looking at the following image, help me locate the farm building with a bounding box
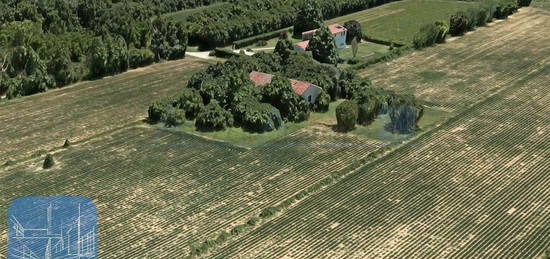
[249,71,322,104]
[294,24,348,53]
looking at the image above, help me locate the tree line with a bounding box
[0,0,189,99]
[184,0,400,48]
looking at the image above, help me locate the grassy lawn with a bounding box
[328,0,480,45]
[338,41,389,59]
[174,98,451,147]
[176,100,344,148]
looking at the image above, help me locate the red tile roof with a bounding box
[302,24,347,36]
[249,71,319,96]
[249,71,273,86]
[289,79,312,95]
[294,40,309,51]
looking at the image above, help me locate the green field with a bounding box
[360,8,550,112]
[533,0,550,10]
[328,0,480,45]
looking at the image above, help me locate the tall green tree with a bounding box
[274,38,294,62]
[293,0,323,38]
[307,25,338,66]
[261,75,310,122]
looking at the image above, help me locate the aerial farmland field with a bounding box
[360,7,550,112]
[211,34,550,259]
[1,0,549,258]
[328,0,480,44]
[203,7,550,258]
[0,58,211,163]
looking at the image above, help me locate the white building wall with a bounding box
[334,31,347,49]
[301,85,322,104]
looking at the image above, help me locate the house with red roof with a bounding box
[293,24,348,53]
[249,71,323,104]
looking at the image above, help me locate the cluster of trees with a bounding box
[185,0,401,48]
[149,52,331,132]
[0,0,188,99]
[334,71,423,133]
[449,0,519,36]
[148,37,420,134]
[151,40,384,132]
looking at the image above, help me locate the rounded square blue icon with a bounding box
[7,196,98,259]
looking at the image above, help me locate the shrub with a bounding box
[246,216,260,226]
[347,57,362,65]
[476,7,490,27]
[465,8,479,31]
[129,48,155,68]
[434,21,449,43]
[43,154,55,169]
[62,139,71,148]
[336,100,358,132]
[449,12,469,36]
[313,90,330,112]
[195,100,234,131]
[175,88,203,120]
[343,20,362,44]
[255,40,267,47]
[260,207,279,218]
[161,107,186,127]
[148,98,172,123]
[216,231,231,243]
[230,224,247,236]
[413,23,439,49]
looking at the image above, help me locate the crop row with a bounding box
[211,57,550,258]
[0,58,211,163]
[359,8,550,112]
[0,122,388,257]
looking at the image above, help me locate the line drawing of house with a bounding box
[8,198,97,259]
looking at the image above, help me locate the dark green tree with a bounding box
[307,25,338,66]
[449,12,469,36]
[261,76,310,122]
[175,88,204,120]
[43,154,55,169]
[336,100,358,132]
[313,90,330,112]
[343,20,363,44]
[293,0,323,38]
[162,106,186,127]
[195,100,234,131]
[274,38,294,62]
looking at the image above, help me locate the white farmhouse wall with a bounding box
[334,31,347,49]
[294,45,306,53]
[301,85,322,104]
